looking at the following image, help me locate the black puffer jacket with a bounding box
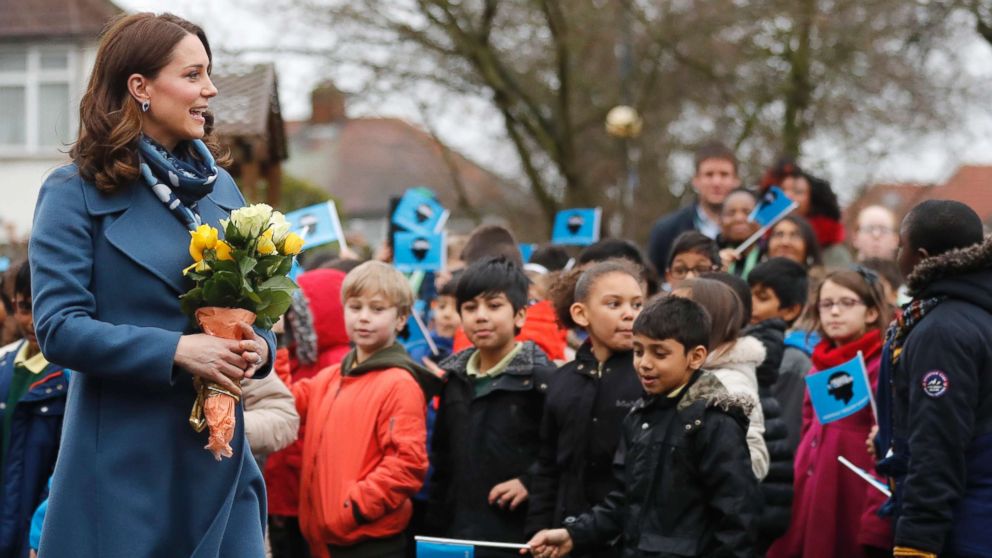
[566,370,758,558]
[743,319,794,548]
[526,343,642,556]
[427,341,555,547]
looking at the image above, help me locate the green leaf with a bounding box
[239,256,258,277]
[259,275,298,293]
[212,259,239,275]
[273,256,294,278]
[179,287,204,317]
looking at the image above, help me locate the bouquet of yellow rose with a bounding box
[180,203,303,460]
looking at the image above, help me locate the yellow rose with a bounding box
[189,224,218,261]
[257,228,277,256]
[281,232,304,255]
[214,240,234,261]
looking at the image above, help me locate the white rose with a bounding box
[269,211,291,244]
[230,203,273,238]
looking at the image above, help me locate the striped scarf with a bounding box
[885,296,945,366]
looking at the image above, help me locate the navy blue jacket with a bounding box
[646,205,697,274]
[890,236,992,556]
[0,344,68,558]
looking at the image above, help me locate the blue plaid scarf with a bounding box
[137,136,218,231]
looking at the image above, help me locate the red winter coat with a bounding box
[767,331,892,558]
[452,299,566,360]
[265,269,350,517]
[294,348,428,558]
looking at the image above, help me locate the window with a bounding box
[0,45,77,154]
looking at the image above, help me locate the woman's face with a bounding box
[720,191,759,243]
[817,279,878,345]
[768,221,808,265]
[782,175,811,216]
[138,33,217,151]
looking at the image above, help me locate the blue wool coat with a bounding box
[29,164,275,558]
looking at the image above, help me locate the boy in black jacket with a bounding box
[428,258,555,552]
[525,296,757,558]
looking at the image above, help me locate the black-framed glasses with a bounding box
[669,264,720,280]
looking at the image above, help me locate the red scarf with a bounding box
[808,215,845,248]
[811,329,883,370]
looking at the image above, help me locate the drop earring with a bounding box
[141,99,151,112]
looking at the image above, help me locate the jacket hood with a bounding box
[908,235,992,313]
[297,269,350,351]
[677,369,755,416]
[704,336,766,374]
[342,343,442,397]
[742,319,786,387]
[441,340,553,377]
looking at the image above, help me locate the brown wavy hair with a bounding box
[71,13,230,193]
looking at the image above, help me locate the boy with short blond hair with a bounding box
[293,261,438,558]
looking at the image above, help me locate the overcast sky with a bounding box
[118,0,992,204]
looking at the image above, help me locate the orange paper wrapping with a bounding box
[194,307,256,461]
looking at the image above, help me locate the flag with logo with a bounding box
[284,200,348,251]
[394,231,446,273]
[805,352,875,424]
[398,307,439,362]
[393,188,450,235]
[519,243,537,264]
[733,186,799,255]
[552,208,601,246]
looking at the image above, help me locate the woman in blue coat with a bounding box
[28,13,275,558]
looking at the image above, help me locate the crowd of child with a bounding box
[1,140,990,558]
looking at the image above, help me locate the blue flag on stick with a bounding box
[398,307,439,362]
[552,208,601,246]
[416,541,474,558]
[750,186,797,227]
[805,352,875,424]
[284,200,348,251]
[394,231,447,273]
[393,188,449,235]
[519,243,536,263]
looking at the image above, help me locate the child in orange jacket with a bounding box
[291,261,440,558]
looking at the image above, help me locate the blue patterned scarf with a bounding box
[138,136,218,231]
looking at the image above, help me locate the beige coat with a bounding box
[705,335,770,480]
[242,371,299,459]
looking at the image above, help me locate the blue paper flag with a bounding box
[0,257,9,273]
[519,243,536,263]
[399,306,438,362]
[394,231,447,273]
[552,208,601,246]
[805,353,872,424]
[416,541,474,558]
[284,201,347,251]
[393,188,450,235]
[750,186,798,228]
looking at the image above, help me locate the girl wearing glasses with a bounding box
[768,269,893,558]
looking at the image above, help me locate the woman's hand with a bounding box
[522,529,573,558]
[174,334,250,395]
[237,322,269,379]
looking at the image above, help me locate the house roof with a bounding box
[285,116,540,230]
[0,0,121,40]
[210,63,287,161]
[923,165,992,223]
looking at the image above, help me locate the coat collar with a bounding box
[82,171,244,295]
[907,234,992,297]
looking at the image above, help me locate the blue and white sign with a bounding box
[393,188,450,235]
[750,186,798,228]
[398,308,439,361]
[805,352,873,424]
[552,208,601,246]
[394,231,446,273]
[284,200,348,251]
[415,536,529,558]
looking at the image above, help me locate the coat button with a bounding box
[540,383,548,390]
[577,364,584,371]
[592,417,598,423]
[57,384,64,391]
[40,406,49,413]
[642,423,649,430]
[694,419,701,426]
[0,403,6,410]
[685,424,692,430]
[45,388,53,394]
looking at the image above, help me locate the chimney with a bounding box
[310,82,347,124]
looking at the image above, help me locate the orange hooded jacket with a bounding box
[291,344,430,557]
